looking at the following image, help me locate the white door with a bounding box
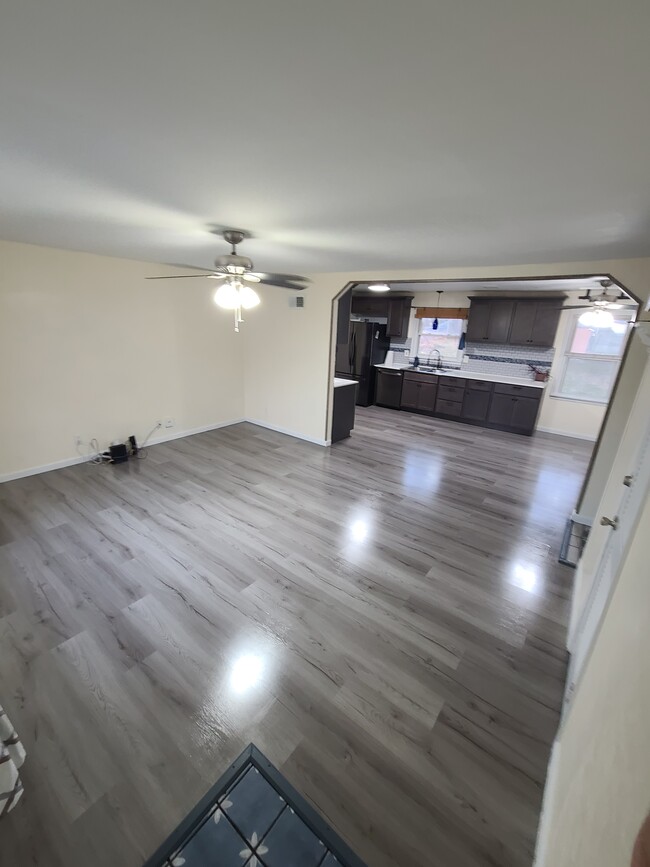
[565,414,650,708]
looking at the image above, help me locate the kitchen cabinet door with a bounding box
[487,393,540,432]
[400,377,421,409]
[509,301,561,347]
[487,393,515,427]
[417,381,438,412]
[466,299,514,343]
[386,297,413,338]
[530,302,561,346]
[509,302,537,345]
[487,300,515,343]
[351,295,387,317]
[466,301,491,341]
[462,388,492,421]
[510,396,541,430]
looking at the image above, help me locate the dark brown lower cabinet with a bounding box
[383,370,542,435]
[435,397,463,417]
[400,373,438,414]
[462,388,492,422]
[487,388,541,434]
[332,383,358,442]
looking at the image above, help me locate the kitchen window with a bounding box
[416,318,464,361]
[552,313,631,403]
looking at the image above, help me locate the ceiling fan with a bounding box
[555,280,635,328]
[147,229,309,331]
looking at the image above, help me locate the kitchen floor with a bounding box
[0,407,592,867]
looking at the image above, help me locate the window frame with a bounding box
[415,316,466,362]
[551,311,631,405]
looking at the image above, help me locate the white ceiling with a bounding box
[2,1,650,274]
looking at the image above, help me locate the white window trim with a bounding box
[551,311,631,405]
[415,317,466,362]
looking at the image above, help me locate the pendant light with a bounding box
[432,290,443,330]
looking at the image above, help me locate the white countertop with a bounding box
[333,377,358,388]
[374,364,547,389]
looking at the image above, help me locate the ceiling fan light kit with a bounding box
[578,308,615,328]
[147,229,309,331]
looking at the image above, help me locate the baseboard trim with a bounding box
[146,418,246,447]
[532,738,562,866]
[536,426,598,442]
[0,418,246,483]
[0,454,90,483]
[244,418,330,446]
[0,417,329,483]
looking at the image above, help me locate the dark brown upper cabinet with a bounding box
[466,298,562,348]
[350,294,413,338]
[509,300,561,347]
[386,296,413,338]
[465,299,514,344]
[350,294,386,317]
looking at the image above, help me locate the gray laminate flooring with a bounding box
[0,408,592,867]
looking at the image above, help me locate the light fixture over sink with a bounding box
[369,283,391,293]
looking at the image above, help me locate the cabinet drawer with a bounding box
[403,371,436,383]
[437,375,465,388]
[435,398,463,417]
[438,384,466,401]
[465,379,493,392]
[493,382,541,399]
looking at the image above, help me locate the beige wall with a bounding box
[242,278,335,443]
[0,240,245,478]
[536,466,650,866]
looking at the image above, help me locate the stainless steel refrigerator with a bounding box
[335,322,390,406]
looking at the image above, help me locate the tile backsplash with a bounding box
[463,342,554,379]
[391,342,554,381]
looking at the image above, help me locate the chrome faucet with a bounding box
[429,349,442,370]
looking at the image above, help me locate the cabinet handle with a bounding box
[599,515,619,530]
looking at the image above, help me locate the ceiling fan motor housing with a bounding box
[214,253,254,271]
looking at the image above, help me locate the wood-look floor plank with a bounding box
[0,407,591,866]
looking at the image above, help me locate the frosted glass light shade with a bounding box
[239,285,261,309]
[213,282,240,309]
[579,309,615,328]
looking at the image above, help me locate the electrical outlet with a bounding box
[74,435,83,446]
[164,418,174,428]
